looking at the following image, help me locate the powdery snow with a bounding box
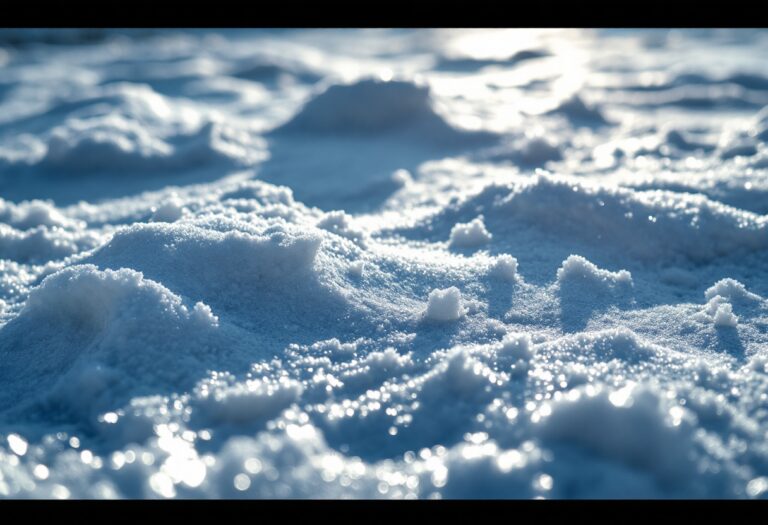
[0,29,767,500]
[425,287,465,321]
[556,255,633,288]
[448,217,492,249]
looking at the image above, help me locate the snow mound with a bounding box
[547,94,610,126]
[425,287,464,321]
[481,135,563,167]
[704,278,762,303]
[712,301,739,327]
[89,221,324,293]
[538,383,697,483]
[273,79,496,145]
[0,264,221,417]
[557,255,633,288]
[316,210,368,248]
[498,332,533,360]
[547,328,664,364]
[150,195,186,223]
[489,254,518,280]
[696,293,740,328]
[0,199,80,230]
[0,223,99,263]
[42,115,173,171]
[420,176,768,263]
[192,374,303,426]
[693,278,764,328]
[81,219,388,354]
[448,217,492,249]
[40,117,266,173]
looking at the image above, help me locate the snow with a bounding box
[425,287,464,321]
[557,255,633,288]
[705,278,761,302]
[547,94,610,126]
[712,302,739,328]
[489,254,518,281]
[274,79,494,146]
[448,217,492,249]
[498,332,533,361]
[0,28,768,499]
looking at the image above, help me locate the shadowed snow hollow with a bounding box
[260,79,498,212]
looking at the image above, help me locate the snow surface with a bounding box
[425,287,465,321]
[448,217,492,249]
[1,28,768,499]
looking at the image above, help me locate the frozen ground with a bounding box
[1,28,768,499]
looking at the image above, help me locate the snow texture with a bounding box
[0,29,768,500]
[425,287,465,321]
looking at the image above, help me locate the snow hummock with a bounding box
[705,278,762,303]
[425,287,465,321]
[547,94,610,126]
[489,254,518,280]
[498,332,533,361]
[151,195,186,222]
[538,383,696,483]
[193,375,303,426]
[448,217,492,249]
[557,255,633,288]
[1,29,768,500]
[712,301,739,328]
[273,79,496,146]
[691,278,762,328]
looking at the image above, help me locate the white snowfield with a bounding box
[0,28,768,499]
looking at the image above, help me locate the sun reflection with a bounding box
[233,473,251,491]
[7,434,27,456]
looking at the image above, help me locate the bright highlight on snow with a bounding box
[425,287,465,321]
[0,28,767,499]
